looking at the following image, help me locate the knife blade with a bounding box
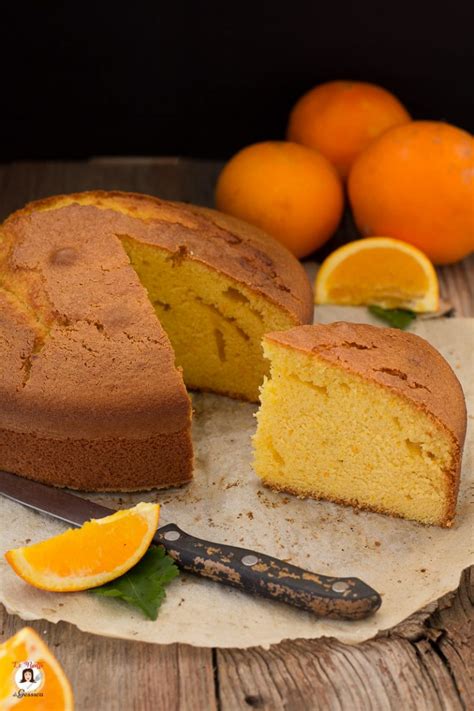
[0,470,381,620]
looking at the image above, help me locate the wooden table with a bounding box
[1,159,472,710]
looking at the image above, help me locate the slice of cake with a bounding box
[253,322,466,526]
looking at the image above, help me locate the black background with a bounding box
[2,2,473,162]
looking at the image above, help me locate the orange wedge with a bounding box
[5,502,159,592]
[315,237,439,312]
[0,626,74,710]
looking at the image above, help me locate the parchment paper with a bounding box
[1,312,473,648]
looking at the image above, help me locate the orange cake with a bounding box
[0,191,312,491]
[253,322,466,526]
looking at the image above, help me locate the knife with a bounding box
[0,470,381,620]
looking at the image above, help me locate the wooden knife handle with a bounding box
[155,523,381,620]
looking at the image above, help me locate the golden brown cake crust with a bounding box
[264,322,467,525]
[0,206,192,441]
[0,426,194,491]
[265,322,466,445]
[10,191,313,324]
[0,190,312,491]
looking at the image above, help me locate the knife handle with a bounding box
[155,523,381,620]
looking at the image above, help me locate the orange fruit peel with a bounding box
[0,626,74,710]
[287,80,411,178]
[315,237,439,313]
[5,502,160,592]
[348,121,474,265]
[215,140,344,258]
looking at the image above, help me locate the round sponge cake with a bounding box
[0,191,313,491]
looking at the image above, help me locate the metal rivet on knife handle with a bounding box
[163,530,181,541]
[241,554,259,567]
[332,581,350,593]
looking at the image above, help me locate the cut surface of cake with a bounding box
[253,322,466,526]
[0,191,312,491]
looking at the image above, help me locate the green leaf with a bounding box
[92,545,179,620]
[368,305,417,330]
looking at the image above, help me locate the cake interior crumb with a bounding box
[253,339,455,526]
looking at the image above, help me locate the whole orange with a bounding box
[348,121,474,265]
[287,80,411,178]
[215,141,344,258]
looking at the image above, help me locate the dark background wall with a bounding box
[2,2,473,162]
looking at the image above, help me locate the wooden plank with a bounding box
[0,159,221,220]
[438,255,474,317]
[0,607,217,711]
[217,569,473,710]
[0,160,472,711]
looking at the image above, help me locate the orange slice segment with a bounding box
[315,237,439,312]
[5,502,160,592]
[0,626,74,710]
